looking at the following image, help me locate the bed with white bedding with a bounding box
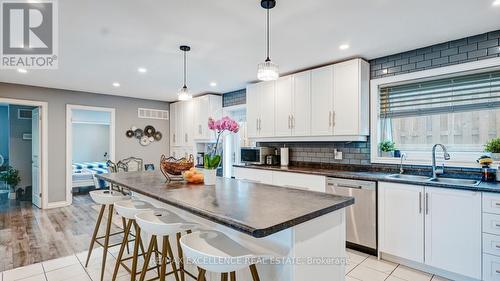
[72,162,109,191]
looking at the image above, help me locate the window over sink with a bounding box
[371,58,500,167]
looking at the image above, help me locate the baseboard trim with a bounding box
[46,200,71,209]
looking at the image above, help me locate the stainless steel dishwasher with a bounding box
[326,177,377,254]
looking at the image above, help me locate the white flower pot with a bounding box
[202,169,217,185]
[491,153,500,161]
[380,151,394,158]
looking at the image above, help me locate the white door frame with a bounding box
[0,98,49,209]
[66,104,116,205]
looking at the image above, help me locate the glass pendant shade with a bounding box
[257,59,279,81]
[177,85,192,101]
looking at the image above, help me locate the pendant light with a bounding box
[257,0,279,81]
[178,45,192,101]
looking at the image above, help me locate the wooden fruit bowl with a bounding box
[160,154,194,181]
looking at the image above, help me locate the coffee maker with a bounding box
[196,152,205,167]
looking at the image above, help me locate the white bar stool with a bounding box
[112,199,158,281]
[180,230,266,281]
[85,190,130,281]
[135,209,198,281]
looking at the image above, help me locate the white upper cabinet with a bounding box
[311,65,334,136]
[180,100,194,146]
[333,59,370,136]
[275,76,293,136]
[424,187,481,279]
[169,102,179,146]
[193,95,222,141]
[246,81,275,138]
[245,58,369,141]
[292,71,312,136]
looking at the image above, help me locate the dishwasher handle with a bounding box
[327,178,376,190]
[328,183,364,189]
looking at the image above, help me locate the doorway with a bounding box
[0,98,48,209]
[66,105,115,205]
[222,104,248,178]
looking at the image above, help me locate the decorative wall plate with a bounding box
[140,136,150,146]
[144,125,156,137]
[134,129,144,139]
[126,130,134,138]
[154,131,162,141]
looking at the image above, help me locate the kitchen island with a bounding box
[97,171,354,281]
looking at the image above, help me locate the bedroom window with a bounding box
[375,69,500,165]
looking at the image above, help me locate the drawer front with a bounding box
[233,167,273,185]
[272,171,326,193]
[484,233,500,257]
[484,253,500,281]
[484,193,500,215]
[484,213,500,236]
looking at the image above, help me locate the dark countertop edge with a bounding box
[234,165,500,193]
[96,174,355,238]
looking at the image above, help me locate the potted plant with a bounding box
[485,137,500,161]
[203,116,239,185]
[0,166,21,200]
[379,140,396,158]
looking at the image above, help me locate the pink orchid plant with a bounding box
[205,116,239,169]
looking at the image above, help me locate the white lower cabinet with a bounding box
[378,182,481,280]
[484,253,500,281]
[484,193,500,281]
[378,182,424,263]
[233,167,325,192]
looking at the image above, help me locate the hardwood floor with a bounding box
[0,194,122,272]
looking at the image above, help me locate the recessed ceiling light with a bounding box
[339,44,350,50]
[493,0,500,6]
[137,67,147,73]
[112,82,120,87]
[17,68,27,73]
[210,82,217,87]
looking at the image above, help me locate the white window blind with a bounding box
[380,70,500,118]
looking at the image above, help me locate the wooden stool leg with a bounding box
[196,268,206,281]
[220,273,228,281]
[230,272,236,281]
[112,219,133,281]
[176,232,185,281]
[249,265,260,281]
[100,205,115,281]
[130,220,142,281]
[139,235,157,281]
[84,205,105,267]
[122,217,130,254]
[160,236,167,281]
[165,236,181,281]
[153,238,161,277]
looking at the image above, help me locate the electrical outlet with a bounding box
[334,149,343,160]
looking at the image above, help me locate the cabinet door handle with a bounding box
[259,118,262,131]
[496,270,500,274]
[288,115,291,129]
[329,111,332,127]
[291,115,295,128]
[419,192,422,214]
[256,118,259,131]
[425,193,429,215]
[332,111,336,128]
[495,202,500,206]
[185,133,188,142]
[198,124,202,134]
[495,224,500,228]
[173,134,176,142]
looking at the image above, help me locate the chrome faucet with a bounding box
[431,144,451,179]
[399,153,407,174]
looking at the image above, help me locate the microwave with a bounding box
[240,147,275,165]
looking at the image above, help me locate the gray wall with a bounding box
[72,123,110,163]
[0,82,170,203]
[370,29,500,79]
[9,105,34,189]
[0,106,8,166]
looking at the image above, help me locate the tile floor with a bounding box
[0,246,451,281]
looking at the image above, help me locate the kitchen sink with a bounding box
[385,174,431,181]
[386,173,481,187]
[428,177,480,186]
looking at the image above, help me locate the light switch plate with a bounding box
[334,149,343,160]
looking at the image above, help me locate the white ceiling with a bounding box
[1,0,500,102]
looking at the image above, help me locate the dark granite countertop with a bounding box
[96,171,354,238]
[234,164,500,193]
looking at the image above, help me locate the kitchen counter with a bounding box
[234,164,500,193]
[97,171,354,238]
[97,171,352,281]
